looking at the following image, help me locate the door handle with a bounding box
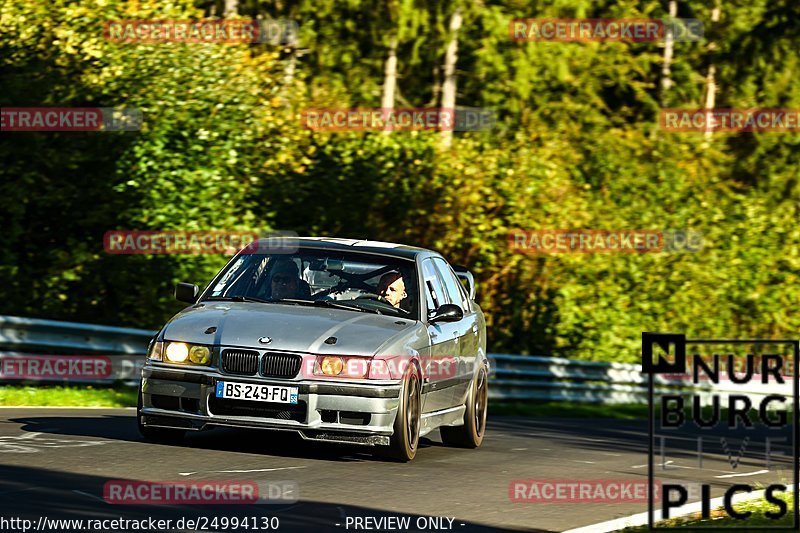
[472,324,478,334]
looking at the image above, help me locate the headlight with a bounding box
[165,342,189,362]
[148,341,164,361]
[314,355,369,378]
[189,345,211,365]
[163,342,212,366]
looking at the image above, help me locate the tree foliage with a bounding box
[1,0,798,362]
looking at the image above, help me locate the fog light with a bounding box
[189,345,211,365]
[165,342,189,363]
[320,356,344,376]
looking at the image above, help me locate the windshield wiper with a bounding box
[204,296,271,304]
[315,299,382,314]
[205,296,387,316]
[274,298,381,314]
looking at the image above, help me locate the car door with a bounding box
[432,257,477,408]
[420,258,461,413]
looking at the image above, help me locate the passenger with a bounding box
[376,271,407,309]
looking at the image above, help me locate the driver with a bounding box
[376,271,407,309]
[269,259,303,300]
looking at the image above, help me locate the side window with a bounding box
[433,258,468,311]
[421,259,446,312]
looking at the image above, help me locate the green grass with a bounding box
[488,400,649,419]
[0,384,138,407]
[0,387,793,424]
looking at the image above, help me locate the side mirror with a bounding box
[428,303,464,324]
[175,282,199,304]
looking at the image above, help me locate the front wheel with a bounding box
[137,389,185,443]
[381,362,421,462]
[440,364,488,448]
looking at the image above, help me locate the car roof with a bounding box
[253,236,436,260]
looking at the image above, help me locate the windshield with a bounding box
[202,248,418,318]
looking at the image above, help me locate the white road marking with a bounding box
[630,461,695,470]
[572,460,595,464]
[178,466,307,476]
[715,469,770,479]
[631,460,672,469]
[72,490,107,503]
[631,460,755,475]
[0,434,106,453]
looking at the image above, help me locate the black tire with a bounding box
[137,389,185,443]
[440,364,488,448]
[381,362,421,462]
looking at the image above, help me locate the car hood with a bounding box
[162,301,419,356]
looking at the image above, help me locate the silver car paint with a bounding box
[163,302,422,357]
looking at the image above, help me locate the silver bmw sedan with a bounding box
[138,237,488,461]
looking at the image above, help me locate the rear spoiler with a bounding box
[452,265,476,300]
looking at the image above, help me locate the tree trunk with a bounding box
[224,0,239,18]
[660,0,678,100]
[440,7,462,148]
[428,65,441,107]
[381,36,399,132]
[704,1,721,140]
[284,50,297,88]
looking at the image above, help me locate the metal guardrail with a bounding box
[489,354,650,403]
[0,315,154,354]
[0,315,154,384]
[488,353,795,405]
[0,316,794,406]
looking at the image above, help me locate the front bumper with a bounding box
[140,365,402,446]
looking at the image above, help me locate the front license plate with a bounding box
[215,381,298,404]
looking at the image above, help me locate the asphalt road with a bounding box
[0,408,794,532]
